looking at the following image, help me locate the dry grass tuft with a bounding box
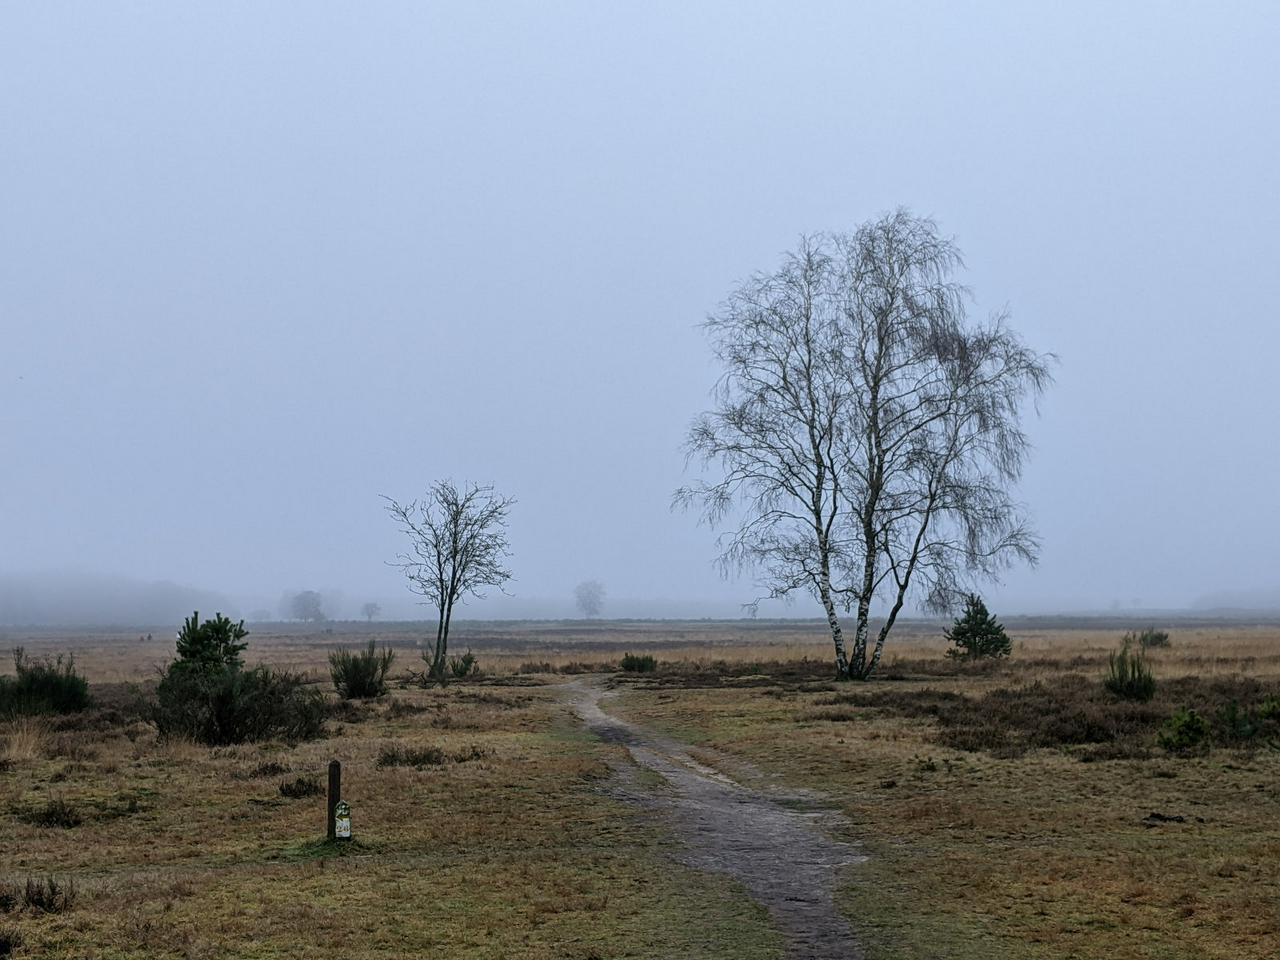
[1,717,49,763]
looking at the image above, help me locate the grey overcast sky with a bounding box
[2,1,1278,619]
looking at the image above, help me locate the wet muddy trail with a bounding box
[563,679,864,960]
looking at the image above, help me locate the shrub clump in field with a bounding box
[153,664,325,746]
[944,594,1011,660]
[0,648,90,716]
[0,924,22,957]
[448,650,479,680]
[1158,707,1210,753]
[1130,627,1171,650]
[247,760,289,779]
[620,653,657,673]
[152,613,325,746]
[278,775,323,799]
[1104,639,1156,702]
[376,743,484,768]
[329,641,395,699]
[19,798,82,829]
[21,876,76,914]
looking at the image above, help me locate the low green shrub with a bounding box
[22,876,76,914]
[19,798,81,829]
[376,743,484,768]
[1104,640,1155,702]
[0,924,22,957]
[1158,707,1210,753]
[153,662,325,746]
[620,653,657,673]
[0,648,90,717]
[448,650,479,679]
[247,760,289,779]
[1129,628,1171,650]
[377,744,447,767]
[329,641,395,699]
[278,775,323,799]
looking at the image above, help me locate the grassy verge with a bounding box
[1,682,781,959]
[609,647,1280,959]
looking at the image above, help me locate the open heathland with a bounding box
[1,617,1277,958]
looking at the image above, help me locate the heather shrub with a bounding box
[278,775,323,799]
[620,653,657,673]
[153,662,325,746]
[1129,627,1171,650]
[21,876,76,914]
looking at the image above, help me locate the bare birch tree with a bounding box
[383,481,514,683]
[677,211,1052,679]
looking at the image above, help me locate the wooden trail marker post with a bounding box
[327,760,348,841]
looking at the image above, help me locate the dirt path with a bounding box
[564,678,864,960]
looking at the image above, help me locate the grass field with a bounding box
[1,618,1277,958]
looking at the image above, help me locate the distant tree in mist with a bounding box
[384,481,514,684]
[574,580,606,618]
[361,602,381,622]
[289,590,326,623]
[677,210,1052,680]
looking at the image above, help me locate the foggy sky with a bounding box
[3,2,1278,622]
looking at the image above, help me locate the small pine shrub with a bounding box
[1214,701,1257,742]
[175,611,248,668]
[20,798,81,829]
[278,775,323,799]
[620,653,657,673]
[1158,707,1210,753]
[0,883,17,913]
[329,641,395,699]
[944,595,1012,660]
[448,650,479,679]
[0,648,90,716]
[22,876,76,913]
[153,663,325,746]
[1129,628,1170,650]
[1104,640,1156,702]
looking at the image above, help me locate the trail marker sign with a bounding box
[334,800,352,840]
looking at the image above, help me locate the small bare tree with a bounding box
[678,210,1052,679]
[384,481,514,683]
[574,579,606,618]
[360,602,381,623]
